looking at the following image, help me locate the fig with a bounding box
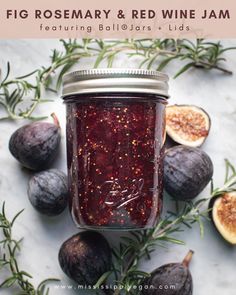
[28,169,68,216]
[209,192,236,244]
[142,250,194,295]
[164,136,177,150]
[166,105,210,147]
[58,231,112,285]
[164,146,213,200]
[9,113,61,171]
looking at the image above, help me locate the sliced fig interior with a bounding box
[211,192,236,244]
[166,105,211,147]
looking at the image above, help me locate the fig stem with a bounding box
[51,113,60,128]
[182,250,194,268]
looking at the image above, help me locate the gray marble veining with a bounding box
[0,39,236,295]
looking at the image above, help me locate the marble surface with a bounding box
[0,39,236,295]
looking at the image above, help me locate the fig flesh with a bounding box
[9,113,61,171]
[164,146,213,200]
[209,192,236,244]
[58,231,112,285]
[142,250,194,295]
[28,169,68,216]
[166,105,210,147]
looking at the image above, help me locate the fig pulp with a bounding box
[28,169,68,216]
[142,250,194,295]
[58,231,112,285]
[164,146,213,200]
[66,95,166,229]
[209,192,236,244]
[9,113,61,171]
[166,105,210,147]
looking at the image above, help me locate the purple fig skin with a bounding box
[208,196,217,220]
[164,146,213,200]
[58,231,112,285]
[166,104,211,148]
[142,251,194,295]
[208,193,236,244]
[164,136,178,150]
[9,119,61,171]
[142,264,192,295]
[28,169,68,216]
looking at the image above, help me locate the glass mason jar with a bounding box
[62,69,169,230]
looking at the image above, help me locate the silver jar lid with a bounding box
[62,69,169,98]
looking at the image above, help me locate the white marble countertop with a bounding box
[0,39,236,295]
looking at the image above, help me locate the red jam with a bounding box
[65,94,166,229]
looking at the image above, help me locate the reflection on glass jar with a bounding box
[62,69,169,230]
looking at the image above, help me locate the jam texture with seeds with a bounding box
[66,94,166,229]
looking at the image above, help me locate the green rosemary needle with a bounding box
[99,159,236,295]
[0,39,235,120]
[0,202,59,295]
[1,159,236,295]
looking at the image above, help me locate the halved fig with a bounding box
[209,192,236,244]
[166,105,211,147]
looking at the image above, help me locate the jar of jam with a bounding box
[62,69,169,230]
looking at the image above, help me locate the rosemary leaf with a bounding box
[110,159,236,295]
[0,203,59,295]
[0,39,235,120]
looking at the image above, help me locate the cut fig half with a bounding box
[166,105,211,147]
[210,192,236,244]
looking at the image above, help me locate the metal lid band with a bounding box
[62,68,169,98]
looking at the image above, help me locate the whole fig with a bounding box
[9,113,61,171]
[164,146,213,200]
[142,250,194,295]
[58,231,112,285]
[28,169,68,216]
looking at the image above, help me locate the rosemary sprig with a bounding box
[1,160,236,295]
[97,159,236,295]
[0,202,59,294]
[109,200,208,295]
[0,39,235,120]
[211,159,236,197]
